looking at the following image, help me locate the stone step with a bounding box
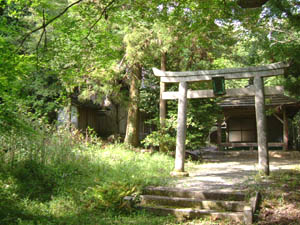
[140,195,246,211]
[138,206,247,224]
[144,187,245,201]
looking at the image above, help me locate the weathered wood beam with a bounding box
[254,76,269,176]
[174,82,188,173]
[159,69,285,83]
[217,118,223,151]
[153,62,288,79]
[273,113,284,124]
[162,86,284,100]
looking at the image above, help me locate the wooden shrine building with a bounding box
[216,94,300,151]
[153,62,290,176]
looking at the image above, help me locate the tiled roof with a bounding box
[220,95,299,107]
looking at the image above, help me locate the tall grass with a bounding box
[0,121,175,224]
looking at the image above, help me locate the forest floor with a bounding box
[169,150,300,224]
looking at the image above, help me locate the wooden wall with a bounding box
[77,105,152,139]
[226,116,282,143]
[78,107,102,135]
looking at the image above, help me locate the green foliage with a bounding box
[0,36,33,131]
[0,122,174,224]
[186,99,222,149]
[142,97,221,151]
[86,182,136,210]
[142,128,176,152]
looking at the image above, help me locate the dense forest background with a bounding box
[1,0,299,148]
[0,0,300,224]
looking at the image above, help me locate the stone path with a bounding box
[169,151,300,192]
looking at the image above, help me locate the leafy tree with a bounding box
[2,0,299,149]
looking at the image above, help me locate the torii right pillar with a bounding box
[254,76,270,176]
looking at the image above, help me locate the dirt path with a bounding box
[169,151,300,192]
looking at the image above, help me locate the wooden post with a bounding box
[254,76,269,176]
[283,106,289,151]
[159,82,167,151]
[217,118,223,151]
[160,53,167,127]
[173,81,188,175]
[160,82,166,126]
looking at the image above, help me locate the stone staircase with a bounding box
[135,186,255,224]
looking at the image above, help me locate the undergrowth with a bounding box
[242,165,300,225]
[0,122,177,225]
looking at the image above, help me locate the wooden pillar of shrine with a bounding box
[172,81,189,176]
[283,106,289,151]
[217,118,223,151]
[254,76,269,176]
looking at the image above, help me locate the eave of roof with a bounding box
[219,94,299,108]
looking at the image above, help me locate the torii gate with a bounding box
[152,62,289,176]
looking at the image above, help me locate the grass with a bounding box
[3,124,299,225]
[0,126,239,225]
[242,165,300,225]
[0,125,183,225]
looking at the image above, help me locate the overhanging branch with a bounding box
[83,0,116,40]
[18,0,84,50]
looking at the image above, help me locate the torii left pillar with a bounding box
[171,81,189,177]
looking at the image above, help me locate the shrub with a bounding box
[86,182,137,210]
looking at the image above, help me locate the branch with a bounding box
[36,9,47,52]
[36,28,45,52]
[237,0,269,8]
[118,54,126,69]
[83,0,116,40]
[43,9,48,50]
[18,0,84,50]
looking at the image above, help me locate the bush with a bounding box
[142,130,176,152]
[86,182,137,210]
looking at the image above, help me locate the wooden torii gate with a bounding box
[152,62,289,176]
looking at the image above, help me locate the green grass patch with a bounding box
[0,130,177,225]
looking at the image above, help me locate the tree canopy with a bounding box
[0,0,299,146]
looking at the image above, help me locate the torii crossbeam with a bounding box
[153,62,289,176]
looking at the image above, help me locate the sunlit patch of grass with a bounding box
[0,133,176,225]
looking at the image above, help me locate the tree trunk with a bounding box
[125,64,141,147]
[159,52,167,151]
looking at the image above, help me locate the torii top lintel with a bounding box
[152,62,289,83]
